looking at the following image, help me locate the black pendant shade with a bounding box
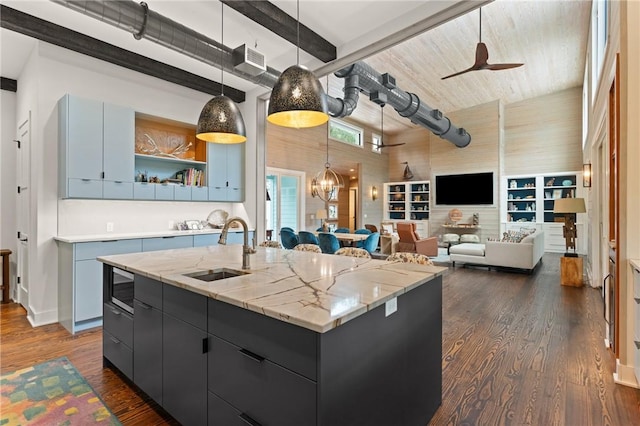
[196,95,247,144]
[267,65,329,128]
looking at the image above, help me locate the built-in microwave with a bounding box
[105,266,134,314]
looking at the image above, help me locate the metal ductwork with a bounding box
[51,0,470,147]
[333,62,470,147]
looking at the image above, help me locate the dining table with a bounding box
[316,231,369,246]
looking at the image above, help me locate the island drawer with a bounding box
[208,391,247,426]
[134,275,162,309]
[208,334,316,426]
[163,283,207,331]
[208,298,317,381]
[103,303,133,348]
[103,330,133,380]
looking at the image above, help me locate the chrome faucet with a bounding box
[219,217,256,270]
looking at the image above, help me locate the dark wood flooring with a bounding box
[1,253,639,425]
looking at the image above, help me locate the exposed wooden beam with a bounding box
[0,5,245,103]
[1,77,18,92]
[221,0,336,63]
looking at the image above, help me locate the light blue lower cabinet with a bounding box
[193,234,219,247]
[174,185,192,201]
[155,184,175,200]
[142,236,194,252]
[134,182,155,200]
[68,178,103,199]
[104,181,134,199]
[191,186,208,201]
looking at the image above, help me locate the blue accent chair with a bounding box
[354,228,372,248]
[280,229,299,249]
[318,233,341,254]
[298,231,319,245]
[361,232,380,254]
[334,227,350,233]
[281,227,295,233]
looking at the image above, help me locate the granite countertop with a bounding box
[98,245,445,333]
[54,227,251,243]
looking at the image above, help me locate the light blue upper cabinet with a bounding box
[59,94,135,199]
[207,143,245,202]
[103,103,135,199]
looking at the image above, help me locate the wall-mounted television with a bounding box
[435,172,494,205]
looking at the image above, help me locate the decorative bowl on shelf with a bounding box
[207,209,229,228]
[562,179,573,186]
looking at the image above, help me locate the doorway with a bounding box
[16,113,30,310]
[266,168,305,242]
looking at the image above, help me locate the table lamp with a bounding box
[316,209,328,232]
[553,197,585,256]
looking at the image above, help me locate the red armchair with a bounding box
[396,222,438,257]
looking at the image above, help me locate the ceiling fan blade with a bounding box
[486,63,524,70]
[474,42,489,66]
[381,143,406,148]
[441,66,477,80]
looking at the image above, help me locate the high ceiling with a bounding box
[1,0,591,136]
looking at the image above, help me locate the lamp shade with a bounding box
[553,197,586,213]
[316,209,328,220]
[196,95,247,143]
[267,65,328,128]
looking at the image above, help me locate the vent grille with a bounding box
[233,44,266,76]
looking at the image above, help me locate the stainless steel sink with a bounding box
[183,268,250,282]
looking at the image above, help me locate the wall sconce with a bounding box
[583,163,592,187]
[371,186,378,201]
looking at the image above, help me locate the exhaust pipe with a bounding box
[51,0,471,147]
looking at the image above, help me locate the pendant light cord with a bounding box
[220,2,224,95]
[296,0,300,66]
[479,8,482,43]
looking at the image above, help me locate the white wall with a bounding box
[12,41,256,326]
[0,89,17,302]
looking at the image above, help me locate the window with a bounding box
[371,133,382,153]
[329,118,363,147]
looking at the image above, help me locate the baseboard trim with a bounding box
[27,307,58,328]
[613,359,640,388]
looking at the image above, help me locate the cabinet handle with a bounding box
[202,337,209,354]
[239,348,265,363]
[110,336,120,344]
[238,413,261,426]
[110,309,121,316]
[137,301,152,310]
[81,178,91,182]
[162,236,175,239]
[114,180,122,184]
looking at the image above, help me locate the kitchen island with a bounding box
[99,244,445,425]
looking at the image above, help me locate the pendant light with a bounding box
[267,0,328,128]
[196,3,246,143]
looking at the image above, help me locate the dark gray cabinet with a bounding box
[102,302,133,380]
[133,299,162,404]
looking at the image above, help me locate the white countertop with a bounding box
[630,259,640,272]
[98,245,445,333]
[54,228,250,243]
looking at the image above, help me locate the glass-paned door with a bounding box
[266,168,305,243]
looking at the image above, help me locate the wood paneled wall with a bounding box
[504,87,583,174]
[267,119,389,231]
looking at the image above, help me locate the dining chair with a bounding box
[353,228,372,248]
[386,252,434,265]
[361,232,380,254]
[298,231,320,245]
[317,233,341,254]
[293,244,322,253]
[334,227,350,233]
[280,227,295,233]
[334,247,372,258]
[280,229,299,249]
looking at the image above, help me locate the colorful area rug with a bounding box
[0,357,121,425]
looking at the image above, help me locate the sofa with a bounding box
[449,231,544,273]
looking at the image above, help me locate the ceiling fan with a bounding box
[366,104,406,150]
[441,8,524,80]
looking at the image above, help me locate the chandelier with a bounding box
[312,113,344,201]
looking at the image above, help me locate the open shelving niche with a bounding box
[383,180,430,237]
[134,113,207,187]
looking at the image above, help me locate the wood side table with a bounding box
[561,255,583,287]
[1,249,11,303]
